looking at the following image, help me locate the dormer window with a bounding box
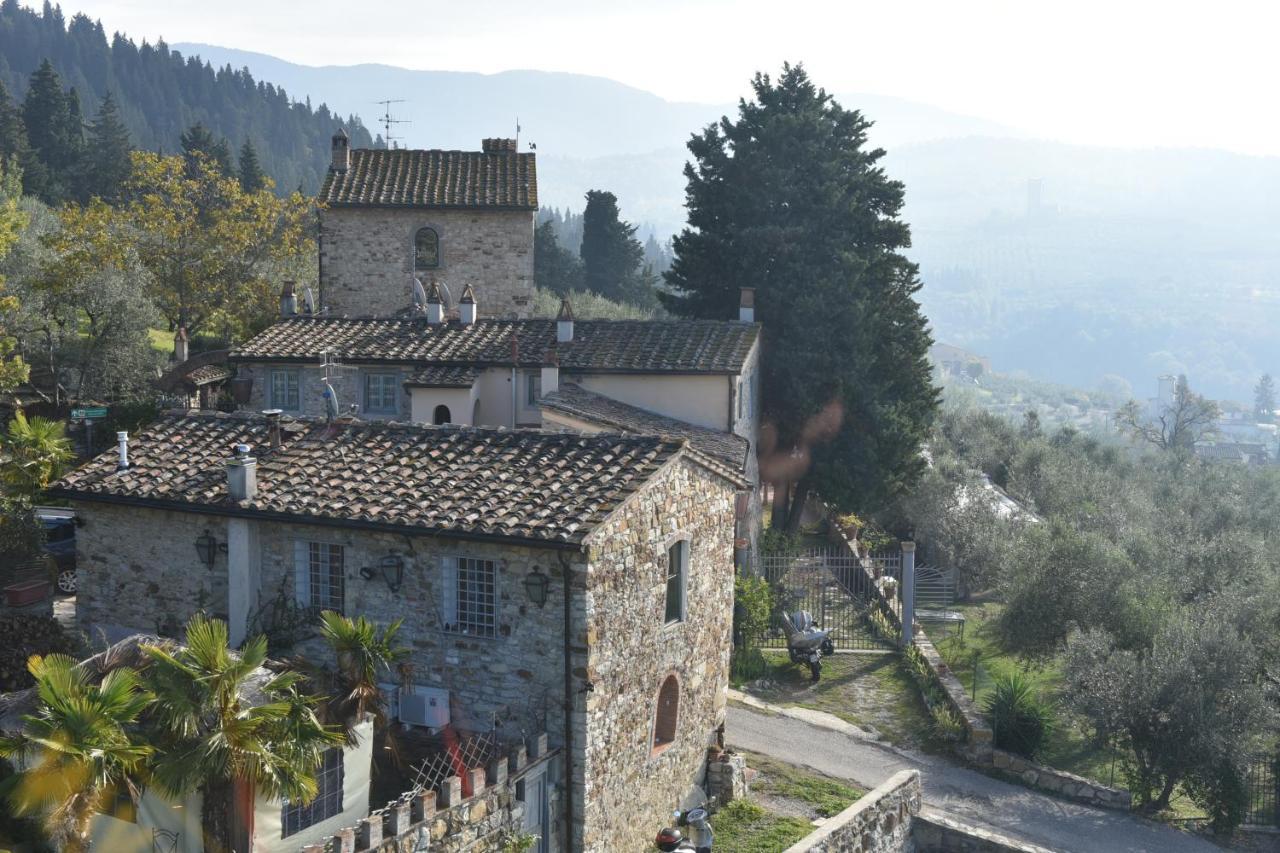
[414,227,440,270]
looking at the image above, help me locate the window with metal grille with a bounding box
[294,542,344,614]
[442,557,498,637]
[281,749,344,837]
[364,373,398,414]
[652,674,679,753]
[665,540,687,624]
[270,369,300,411]
[414,227,440,269]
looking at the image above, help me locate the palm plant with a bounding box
[0,653,152,853]
[313,610,409,745]
[0,411,73,501]
[140,614,341,850]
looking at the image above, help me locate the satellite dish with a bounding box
[303,287,317,315]
[412,277,427,311]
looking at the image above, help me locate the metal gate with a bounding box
[1243,755,1280,827]
[757,545,894,651]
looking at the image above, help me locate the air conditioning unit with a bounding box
[398,686,450,729]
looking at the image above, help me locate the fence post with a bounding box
[900,541,916,649]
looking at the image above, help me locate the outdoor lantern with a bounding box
[523,568,550,607]
[194,531,219,567]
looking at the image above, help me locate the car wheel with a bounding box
[56,569,77,595]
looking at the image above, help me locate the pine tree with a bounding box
[663,63,938,524]
[79,91,131,201]
[1254,374,1275,421]
[0,79,26,163]
[180,122,232,175]
[21,58,75,201]
[534,220,584,296]
[237,138,266,192]
[580,189,650,306]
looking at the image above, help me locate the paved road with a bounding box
[728,702,1222,853]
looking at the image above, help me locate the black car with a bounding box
[36,507,77,595]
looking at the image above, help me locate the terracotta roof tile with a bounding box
[231,318,758,375]
[541,384,749,472]
[49,412,695,546]
[405,365,480,388]
[320,149,537,209]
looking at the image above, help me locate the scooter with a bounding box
[654,806,713,852]
[781,610,835,681]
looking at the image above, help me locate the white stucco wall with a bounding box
[409,385,478,425]
[252,718,374,853]
[573,374,731,431]
[89,789,204,853]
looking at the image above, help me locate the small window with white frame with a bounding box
[664,539,688,624]
[364,372,398,414]
[281,748,344,836]
[441,556,498,637]
[270,368,300,411]
[294,541,345,614]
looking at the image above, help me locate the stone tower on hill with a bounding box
[318,132,537,319]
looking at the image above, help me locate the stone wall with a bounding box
[235,363,413,422]
[301,736,560,853]
[912,811,1055,852]
[782,770,921,853]
[320,207,534,319]
[577,457,737,852]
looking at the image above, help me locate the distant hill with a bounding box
[0,4,375,193]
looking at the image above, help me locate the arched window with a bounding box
[433,404,452,425]
[414,227,440,270]
[652,674,679,754]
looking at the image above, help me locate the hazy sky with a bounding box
[47,0,1280,156]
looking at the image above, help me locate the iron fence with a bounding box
[755,545,893,651]
[1243,755,1280,827]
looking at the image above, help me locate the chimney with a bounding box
[459,283,477,326]
[331,127,350,172]
[280,281,298,318]
[541,347,559,397]
[482,138,517,154]
[227,443,257,502]
[173,326,189,363]
[739,288,755,323]
[426,280,444,324]
[556,298,574,343]
[116,431,129,471]
[263,409,282,450]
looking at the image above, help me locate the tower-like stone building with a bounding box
[318,131,537,318]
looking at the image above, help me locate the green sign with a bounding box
[70,407,108,419]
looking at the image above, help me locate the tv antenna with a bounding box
[375,99,410,149]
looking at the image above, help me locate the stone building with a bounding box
[51,411,745,852]
[318,132,536,319]
[227,291,764,555]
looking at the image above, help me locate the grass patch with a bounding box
[709,800,813,853]
[744,750,864,817]
[737,650,937,749]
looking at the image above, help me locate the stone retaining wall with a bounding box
[782,770,921,853]
[301,735,559,853]
[913,810,1055,852]
[989,749,1130,810]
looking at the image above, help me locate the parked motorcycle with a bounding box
[780,610,835,681]
[654,807,713,852]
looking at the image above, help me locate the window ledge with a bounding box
[649,740,675,760]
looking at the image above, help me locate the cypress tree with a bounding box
[80,91,132,201]
[237,138,266,192]
[535,220,584,296]
[662,63,939,524]
[580,190,649,306]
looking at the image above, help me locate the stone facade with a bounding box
[783,770,921,853]
[236,363,414,422]
[912,812,1056,853]
[69,451,738,853]
[577,458,737,852]
[320,208,534,319]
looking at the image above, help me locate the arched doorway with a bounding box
[433,404,452,425]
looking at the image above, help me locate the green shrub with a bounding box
[983,672,1054,759]
[0,614,77,691]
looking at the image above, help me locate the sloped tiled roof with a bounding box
[320,149,537,209]
[405,365,480,388]
[541,384,749,473]
[49,412,720,547]
[231,318,758,375]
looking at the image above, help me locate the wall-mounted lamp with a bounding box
[360,554,405,593]
[194,530,226,567]
[523,568,550,608]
